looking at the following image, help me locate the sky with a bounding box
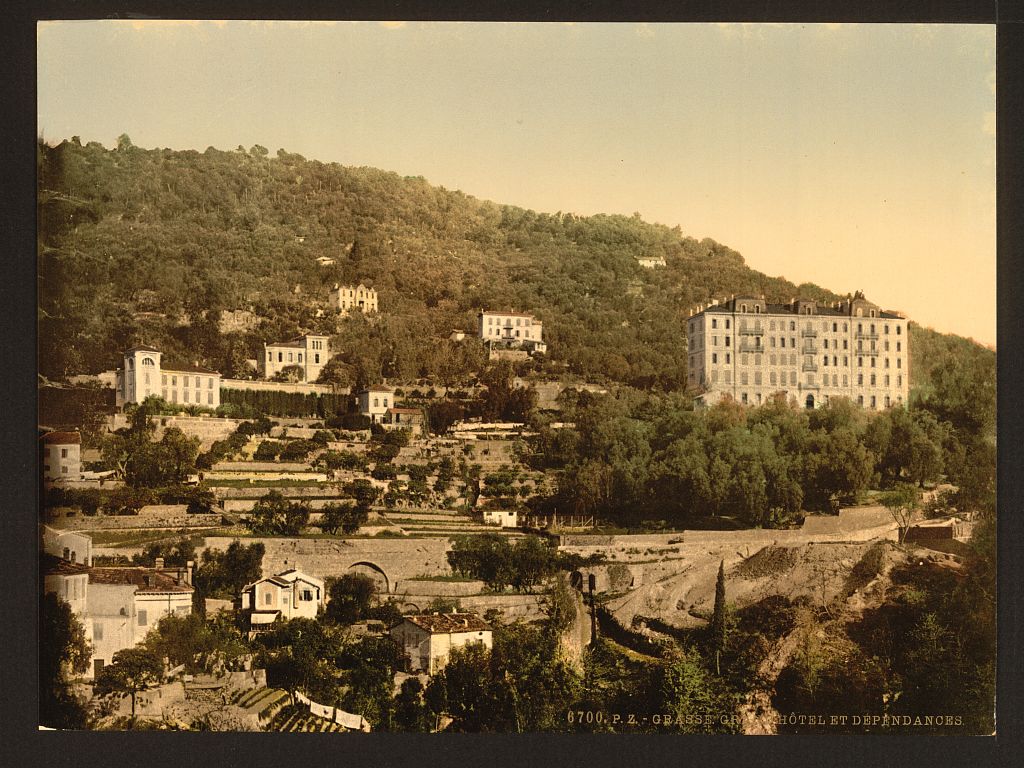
[37,21,996,346]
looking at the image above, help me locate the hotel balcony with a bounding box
[855,331,880,340]
[800,328,818,338]
[738,327,765,336]
[802,361,819,372]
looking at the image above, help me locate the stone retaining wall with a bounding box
[47,512,224,530]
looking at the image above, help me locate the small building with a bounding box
[42,554,91,623]
[637,255,667,268]
[239,568,325,631]
[331,283,379,315]
[86,561,194,679]
[478,310,546,355]
[260,334,332,383]
[905,516,975,544]
[449,330,466,342]
[315,256,336,267]
[390,613,493,674]
[358,387,395,424]
[482,508,519,528]
[115,345,222,409]
[41,431,82,483]
[42,526,93,567]
[383,407,424,435]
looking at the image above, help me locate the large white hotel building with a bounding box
[687,293,908,410]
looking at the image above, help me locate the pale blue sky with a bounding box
[38,21,996,346]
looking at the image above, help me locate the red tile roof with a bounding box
[162,364,221,376]
[41,554,90,576]
[399,613,492,634]
[41,431,81,445]
[126,344,161,353]
[89,567,193,594]
[387,408,422,415]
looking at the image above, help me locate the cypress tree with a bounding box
[711,559,727,673]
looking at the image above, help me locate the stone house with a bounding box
[260,335,332,383]
[358,387,395,423]
[389,612,493,674]
[41,431,82,483]
[238,568,325,631]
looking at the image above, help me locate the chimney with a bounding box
[186,560,194,586]
[155,557,164,570]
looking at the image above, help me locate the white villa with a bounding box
[330,283,379,315]
[115,345,222,409]
[260,335,332,382]
[358,386,395,423]
[477,310,547,354]
[41,431,82,483]
[239,568,325,630]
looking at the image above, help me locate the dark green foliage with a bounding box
[711,561,727,661]
[324,573,376,625]
[143,612,249,673]
[39,593,92,729]
[245,490,311,535]
[94,647,164,722]
[446,534,558,592]
[317,502,367,535]
[425,621,581,732]
[392,677,432,732]
[193,539,265,602]
[255,618,345,704]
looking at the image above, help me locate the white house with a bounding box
[383,407,424,435]
[86,562,194,679]
[42,526,93,566]
[40,431,82,483]
[115,345,222,409]
[330,283,379,315]
[477,311,546,354]
[239,568,325,630]
[389,613,493,674]
[482,508,519,528]
[358,387,395,423]
[260,335,332,383]
[637,256,667,268]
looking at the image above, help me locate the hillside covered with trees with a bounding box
[37,137,991,396]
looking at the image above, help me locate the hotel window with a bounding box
[790,371,797,385]
[832,374,838,386]
[871,358,876,368]
[288,353,293,362]
[822,356,828,366]
[843,339,848,350]
[871,395,877,407]
[756,393,762,403]
[790,337,796,348]
[711,370,719,383]
[755,354,762,366]
[278,352,283,362]
[741,392,748,404]
[712,319,717,329]
[741,304,748,313]
[725,337,730,347]
[885,395,891,407]
[833,356,838,366]
[726,353,731,364]
[184,390,189,403]
[171,390,177,402]
[741,372,748,385]
[885,341,890,351]
[713,336,718,346]
[884,324,890,334]
[208,378,213,388]
[806,374,815,385]
[896,341,902,351]
[770,337,776,348]
[94,623,103,641]
[298,354,303,363]
[790,354,796,366]
[208,392,213,405]
[769,354,776,365]
[858,374,864,386]
[724,371,732,384]
[712,353,717,364]
[61,448,68,458]
[61,466,68,474]
[823,339,829,349]
[769,321,775,331]
[741,354,748,366]
[822,321,828,331]
[858,358,863,367]
[870,374,876,386]
[884,375,890,386]
[770,372,776,385]
[162,374,167,385]
[896,326,902,335]
[858,395,864,406]
[897,375,903,387]
[138,610,148,627]
[832,322,838,332]
[754,372,762,385]
[315,354,320,364]
[725,319,731,329]
[843,375,848,386]
[789,321,795,331]
[162,388,167,399]
[171,376,177,386]
[383,398,388,407]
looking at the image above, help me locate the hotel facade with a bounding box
[687,293,908,410]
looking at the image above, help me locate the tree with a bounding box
[711,560,727,673]
[94,647,164,724]
[144,612,248,673]
[318,502,367,536]
[881,483,921,544]
[653,647,737,733]
[447,534,514,591]
[193,540,265,603]
[392,677,431,732]
[338,636,406,728]
[40,593,92,729]
[324,573,376,625]
[246,490,310,535]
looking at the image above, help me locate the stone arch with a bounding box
[805,394,815,410]
[348,561,391,593]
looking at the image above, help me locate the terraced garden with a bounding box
[266,704,347,733]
